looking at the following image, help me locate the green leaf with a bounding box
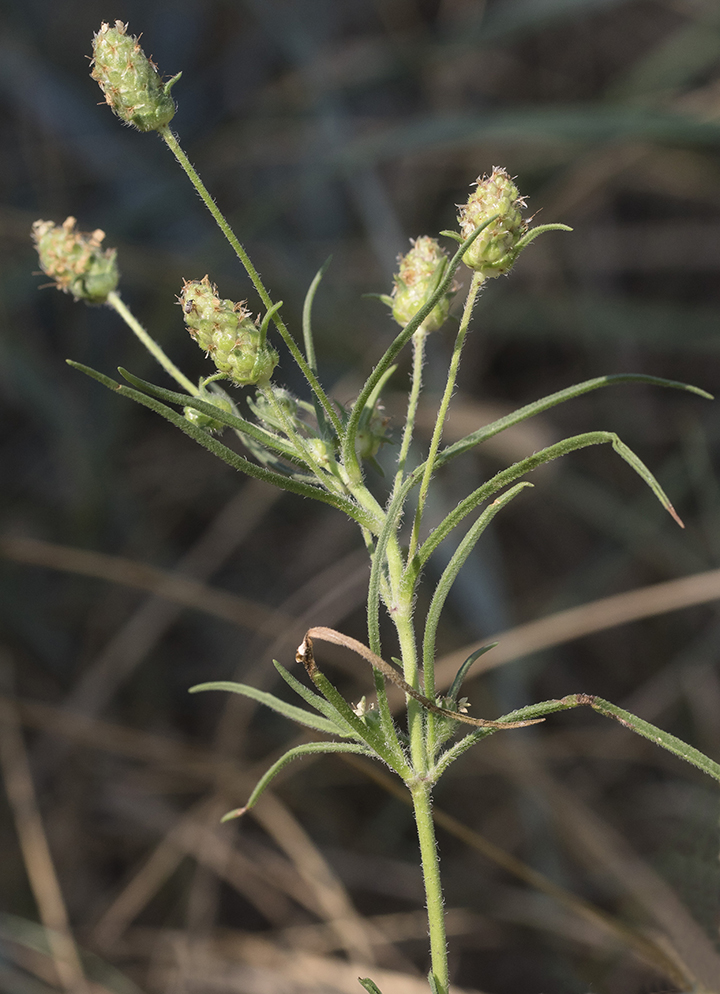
[358,978,385,994]
[586,695,720,783]
[611,436,684,527]
[433,693,720,786]
[436,373,712,469]
[68,361,378,531]
[189,680,349,737]
[418,430,684,569]
[116,366,302,463]
[273,660,358,738]
[422,483,532,698]
[225,741,375,818]
[447,643,499,703]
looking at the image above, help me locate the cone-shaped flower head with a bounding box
[457,167,528,278]
[390,236,452,334]
[32,217,119,304]
[91,21,179,132]
[180,276,278,387]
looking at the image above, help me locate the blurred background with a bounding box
[2,0,720,992]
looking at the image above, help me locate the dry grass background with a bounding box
[2,1,720,992]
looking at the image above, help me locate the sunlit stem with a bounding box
[411,784,448,994]
[393,329,427,494]
[107,291,198,396]
[407,272,485,564]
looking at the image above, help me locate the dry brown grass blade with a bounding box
[496,740,720,992]
[435,567,720,690]
[93,796,295,951]
[340,754,691,987]
[248,791,380,965]
[139,928,487,994]
[51,481,281,724]
[0,659,90,994]
[0,534,291,631]
[275,907,493,955]
[213,544,372,757]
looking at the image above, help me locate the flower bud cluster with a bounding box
[32,217,119,303]
[180,276,278,387]
[355,402,390,462]
[457,167,528,278]
[91,21,178,132]
[390,236,452,334]
[184,384,236,434]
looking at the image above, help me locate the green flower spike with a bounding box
[90,20,180,133]
[382,236,453,334]
[180,276,279,387]
[456,167,571,278]
[32,216,119,304]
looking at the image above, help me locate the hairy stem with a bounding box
[411,784,448,994]
[408,272,484,563]
[107,291,198,395]
[393,330,427,493]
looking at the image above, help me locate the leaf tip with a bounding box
[221,806,248,822]
[667,503,685,529]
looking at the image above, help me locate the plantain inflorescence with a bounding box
[31,217,119,304]
[91,20,180,132]
[388,236,453,334]
[457,166,528,277]
[179,276,279,387]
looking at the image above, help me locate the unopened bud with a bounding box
[180,276,278,387]
[32,217,119,303]
[390,236,453,334]
[91,21,179,132]
[184,384,236,435]
[355,403,390,462]
[457,167,527,277]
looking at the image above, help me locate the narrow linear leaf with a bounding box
[117,367,302,463]
[436,692,720,784]
[586,694,720,783]
[69,361,377,530]
[189,680,348,737]
[611,437,684,527]
[423,483,532,697]
[273,660,358,738]
[436,373,712,469]
[418,430,682,568]
[224,741,375,819]
[447,643,499,703]
[302,256,332,375]
[303,628,542,731]
[358,978,385,994]
[296,635,411,772]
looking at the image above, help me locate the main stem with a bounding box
[412,783,448,994]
